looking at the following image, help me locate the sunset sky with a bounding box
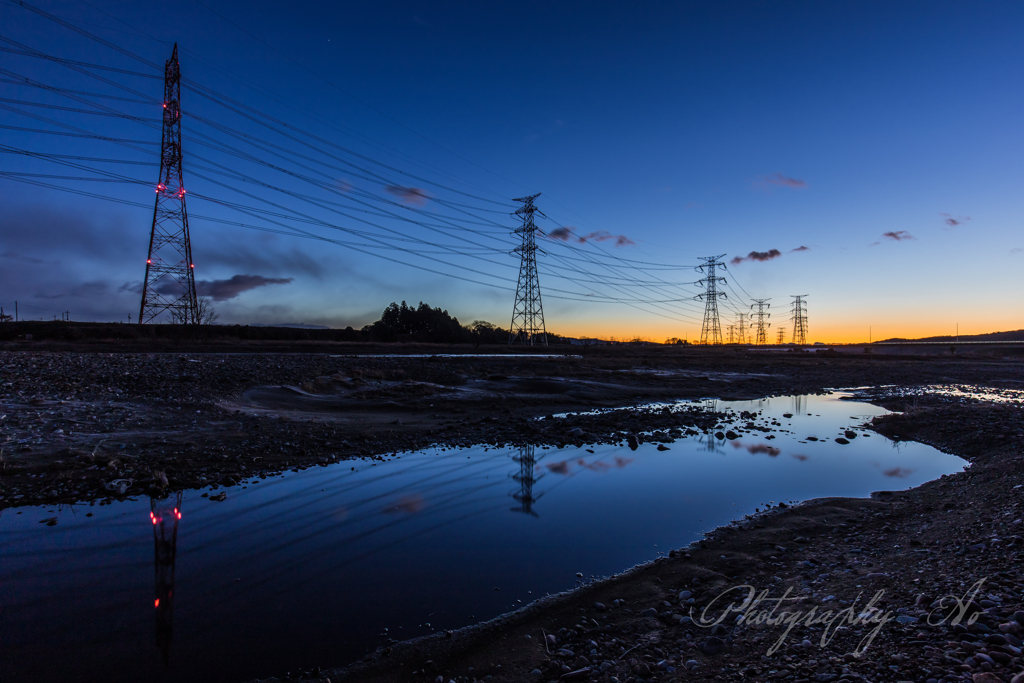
[2,1,1022,342]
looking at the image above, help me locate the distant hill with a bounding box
[877,329,1024,343]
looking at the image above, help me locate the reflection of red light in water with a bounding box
[175,510,181,519]
[155,599,160,607]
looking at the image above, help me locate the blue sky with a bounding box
[1,0,1022,341]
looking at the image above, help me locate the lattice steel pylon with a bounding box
[791,295,809,345]
[695,255,727,345]
[151,491,182,664]
[737,312,749,344]
[726,324,736,344]
[776,327,787,345]
[139,44,198,325]
[751,298,771,345]
[511,444,542,516]
[509,193,547,345]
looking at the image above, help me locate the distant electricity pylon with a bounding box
[695,255,727,345]
[791,295,809,345]
[509,193,547,345]
[751,298,771,345]
[726,324,737,344]
[511,445,541,516]
[776,327,787,345]
[139,44,198,325]
[737,312,749,344]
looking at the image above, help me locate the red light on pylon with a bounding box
[189,264,194,269]
[147,259,152,264]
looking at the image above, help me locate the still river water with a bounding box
[0,393,966,683]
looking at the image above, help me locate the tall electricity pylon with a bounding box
[139,44,198,325]
[776,327,787,345]
[509,193,547,345]
[751,298,771,345]
[511,444,542,516]
[737,313,749,344]
[695,255,727,345]
[151,491,182,664]
[791,295,809,345]
[726,324,737,344]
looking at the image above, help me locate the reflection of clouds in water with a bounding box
[384,494,424,514]
[884,467,914,478]
[732,441,781,457]
[546,461,570,475]
[545,456,633,476]
[791,454,809,462]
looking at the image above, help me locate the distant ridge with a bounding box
[878,329,1024,343]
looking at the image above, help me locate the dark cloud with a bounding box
[789,245,810,253]
[547,226,574,241]
[882,231,914,241]
[730,249,783,265]
[545,226,634,247]
[196,274,294,301]
[762,173,807,189]
[36,281,108,299]
[385,185,429,206]
[200,244,324,279]
[941,213,970,227]
[2,250,45,264]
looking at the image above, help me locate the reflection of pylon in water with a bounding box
[511,445,543,516]
[151,491,182,665]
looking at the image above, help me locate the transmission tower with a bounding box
[751,298,771,345]
[776,327,787,345]
[139,44,199,325]
[511,445,542,516]
[791,295,809,345]
[151,491,182,664]
[695,255,727,345]
[726,324,736,344]
[509,194,547,345]
[736,313,749,344]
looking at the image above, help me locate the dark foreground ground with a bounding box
[2,341,1024,683]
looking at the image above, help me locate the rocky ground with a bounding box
[3,344,1024,683]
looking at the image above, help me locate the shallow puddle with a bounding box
[0,394,966,683]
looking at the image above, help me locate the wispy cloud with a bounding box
[941,213,970,227]
[789,245,810,253]
[761,173,807,189]
[545,226,634,247]
[385,185,429,205]
[197,274,294,301]
[730,248,782,266]
[1010,247,1023,255]
[882,231,914,241]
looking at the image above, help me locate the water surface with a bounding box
[0,394,965,683]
